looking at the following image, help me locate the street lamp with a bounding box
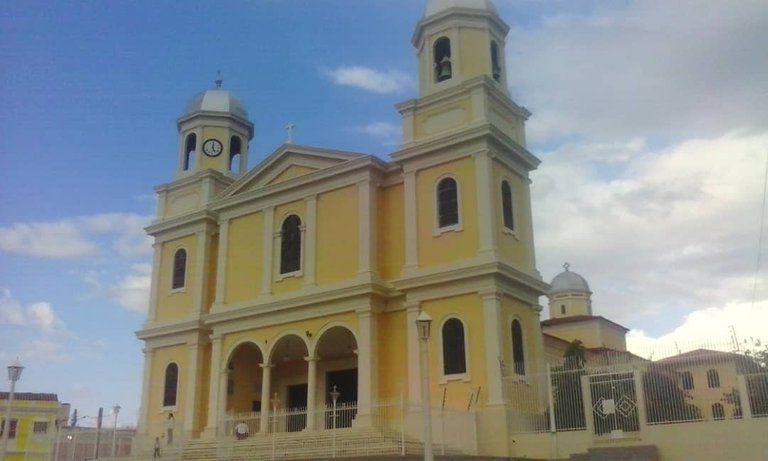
[416,311,434,461]
[329,385,340,458]
[111,405,121,458]
[0,360,24,460]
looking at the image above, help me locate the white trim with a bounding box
[403,171,419,270]
[304,196,317,286]
[437,315,471,383]
[433,174,463,236]
[214,218,230,304]
[260,207,274,296]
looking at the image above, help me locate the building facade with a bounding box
[136,0,548,455]
[0,392,69,461]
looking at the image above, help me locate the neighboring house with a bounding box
[0,392,69,461]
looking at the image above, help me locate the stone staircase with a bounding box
[569,445,659,461]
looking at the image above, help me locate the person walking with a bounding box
[153,437,161,459]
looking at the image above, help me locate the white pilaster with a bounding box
[304,195,317,286]
[214,219,230,305]
[474,152,497,258]
[523,178,537,270]
[259,363,273,433]
[356,310,378,416]
[183,343,203,436]
[147,244,162,322]
[481,292,505,405]
[305,356,318,430]
[137,349,153,435]
[260,207,274,296]
[204,335,223,435]
[357,180,376,277]
[403,171,419,272]
[406,303,422,403]
[192,230,210,315]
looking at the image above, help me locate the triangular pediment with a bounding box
[223,144,367,197]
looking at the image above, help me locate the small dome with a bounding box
[425,0,498,17]
[549,263,591,296]
[181,88,248,120]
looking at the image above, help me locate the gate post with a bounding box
[633,370,647,430]
[580,375,594,435]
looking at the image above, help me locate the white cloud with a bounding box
[112,264,151,314]
[505,0,768,144]
[0,213,152,260]
[0,289,65,334]
[323,66,413,94]
[356,121,402,142]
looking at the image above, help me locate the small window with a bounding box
[172,249,187,290]
[229,136,242,173]
[0,419,18,439]
[681,371,694,390]
[33,421,49,434]
[511,319,525,375]
[280,215,302,274]
[437,177,459,229]
[560,305,566,315]
[712,403,725,420]
[707,369,720,388]
[491,41,502,81]
[163,363,179,407]
[434,37,452,82]
[501,180,514,231]
[442,318,467,375]
[184,133,197,171]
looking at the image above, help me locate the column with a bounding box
[305,357,318,430]
[213,218,230,305]
[406,303,422,403]
[192,230,211,316]
[737,375,753,419]
[259,364,273,433]
[183,343,203,436]
[481,292,505,405]
[357,310,378,418]
[204,335,223,436]
[357,180,377,278]
[304,196,317,286]
[633,370,647,430]
[403,171,419,273]
[473,152,497,258]
[147,244,162,322]
[137,349,153,435]
[523,178,537,270]
[260,207,274,296]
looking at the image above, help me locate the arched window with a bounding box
[511,319,525,375]
[707,369,720,388]
[442,318,467,375]
[501,180,514,231]
[280,215,302,274]
[681,371,694,390]
[712,403,725,420]
[491,40,502,81]
[437,177,459,229]
[171,249,187,290]
[433,37,452,82]
[229,136,242,173]
[163,363,179,407]
[184,133,197,171]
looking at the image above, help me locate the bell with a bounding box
[492,65,502,81]
[437,57,452,82]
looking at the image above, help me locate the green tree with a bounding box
[552,340,588,430]
[642,364,701,423]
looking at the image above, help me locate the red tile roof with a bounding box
[540,314,629,332]
[0,392,59,402]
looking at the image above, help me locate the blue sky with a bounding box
[1,0,767,427]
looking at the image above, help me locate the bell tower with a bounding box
[176,75,254,179]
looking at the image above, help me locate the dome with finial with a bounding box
[180,71,249,120]
[425,0,497,17]
[549,263,591,296]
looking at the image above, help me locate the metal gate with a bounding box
[588,371,640,437]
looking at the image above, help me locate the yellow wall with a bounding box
[377,184,405,281]
[417,157,479,267]
[316,186,359,285]
[147,345,187,438]
[270,165,317,185]
[0,398,62,461]
[682,362,740,419]
[501,297,543,376]
[225,212,263,304]
[378,309,408,400]
[421,293,487,408]
[414,99,473,141]
[156,234,197,322]
[197,127,236,172]
[272,200,307,294]
[458,28,491,79]
[493,163,534,271]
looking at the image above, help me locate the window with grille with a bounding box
[172,249,187,290]
[681,371,694,390]
[712,403,725,420]
[33,421,48,434]
[437,178,459,228]
[511,319,525,375]
[280,215,302,274]
[442,318,467,375]
[501,180,514,231]
[0,419,18,438]
[707,369,720,388]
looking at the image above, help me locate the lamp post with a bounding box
[111,405,120,458]
[329,385,340,458]
[1,360,24,460]
[416,311,434,461]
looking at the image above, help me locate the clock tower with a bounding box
[175,76,254,179]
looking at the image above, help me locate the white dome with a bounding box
[425,0,497,16]
[549,264,591,296]
[181,88,248,119]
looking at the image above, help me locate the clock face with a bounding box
[202,139,223,157]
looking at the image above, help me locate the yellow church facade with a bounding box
[136,0,548,455]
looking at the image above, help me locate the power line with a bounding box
[752,149,768,308]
